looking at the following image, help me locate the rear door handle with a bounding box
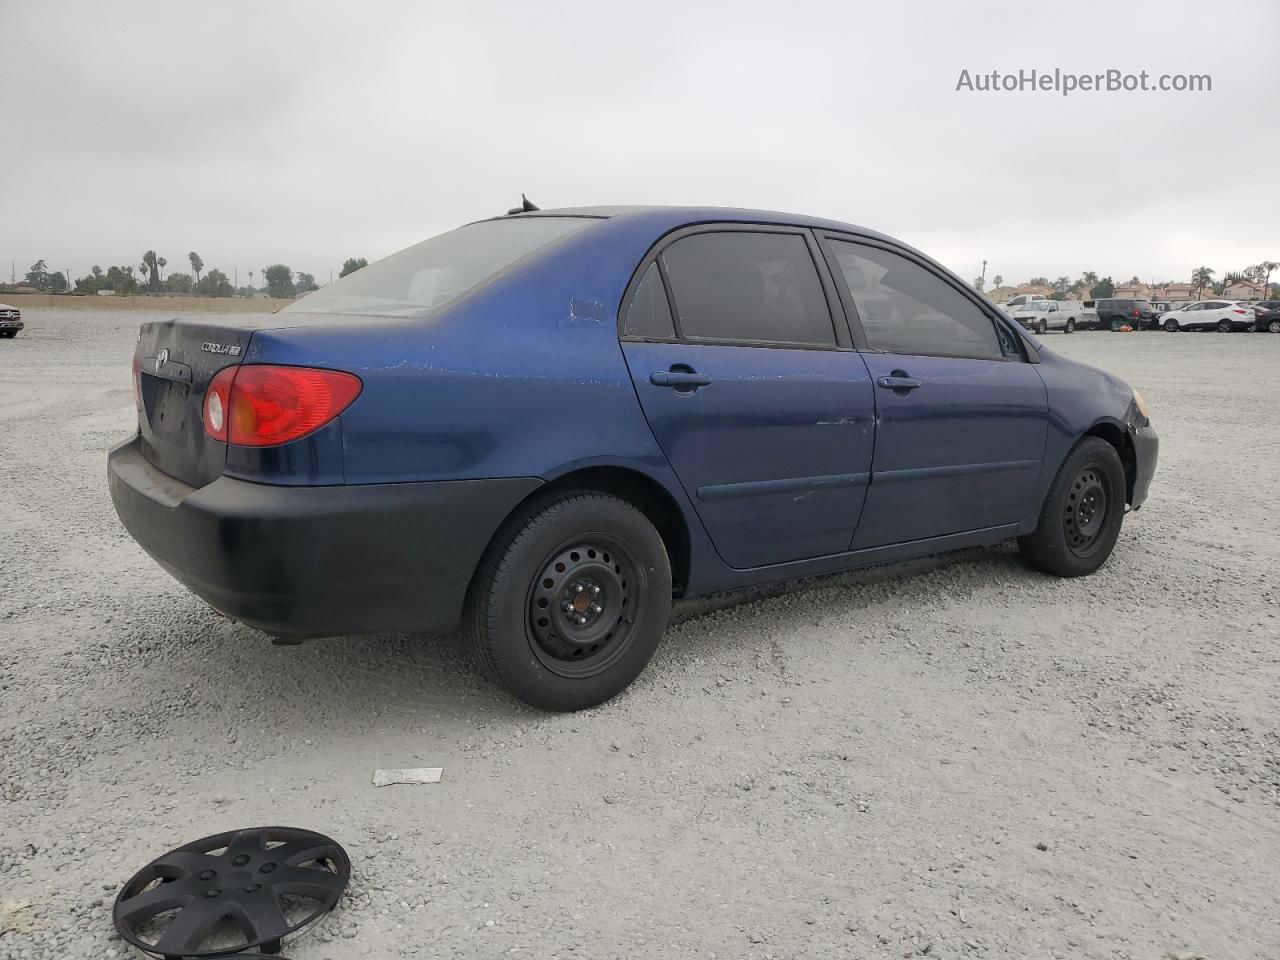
[876,375,922,391]
[650,370,712,389]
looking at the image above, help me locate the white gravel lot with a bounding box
[1,310,1278,960]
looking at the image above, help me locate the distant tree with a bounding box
[140,250,162,292]
[165,272,194,294]
[1128,275,1141,284]
[1054,275,1072,293]
[1028,276,1049,287]
[263,264,296,298]
[992,274,1004,289]
[75,265,106,294]
[157,257,167,283]
[1080,270,1098,287]
[25,259,50,290]
[295,271,318,292]
[1090,276,1115,298]
[1261,260,1279,298]
[247,270,254,293]
[106,265,140,294]
[1191,266,1215,299]
[972,276,984,291]
[188,251,204,288]
[196,268,234,298]
[339,257,368,278]
[48,271,68,294]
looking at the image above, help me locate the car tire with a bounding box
[0,331,15,339]
[1270,318,1280,334]
[1018,437,1126,578]
[467,491,672,712]
[1065,318,1075,334]
[1164,319,1179,332]
[1217,319,1232,332]
[1037,319,1048,335]
[1110,318,1123,332]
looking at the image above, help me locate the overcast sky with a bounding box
[2,0,1276,290]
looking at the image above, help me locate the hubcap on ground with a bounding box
[528,539,640,678]
[113,827,348,958]
[1063,467,1109,557]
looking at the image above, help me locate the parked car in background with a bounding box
[1008,299,1085,334]
[1093,298,1156,331]
[1159,300,1254,332]
[108,204,1158,711]
[1250,302,1280,333]
[1149,301,1172,320]
[0,303,23,338]
[1004,293,1048,310]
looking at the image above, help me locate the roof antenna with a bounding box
[507,193,540,215]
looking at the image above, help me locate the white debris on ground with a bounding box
[1,310,1277,959]
[373,768,444,787]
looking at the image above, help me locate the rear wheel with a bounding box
[1270,318,1280,334]
[1164,318,1179,332]
[1110,318,1123,332]
[1218,319,1232,332]
[468,491,671,711]
[1018,437,1126,578]
[1064,318,1076,333]
[0,331,15,339]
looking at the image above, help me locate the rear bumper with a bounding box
[1130,423,1158,509]
[108,435,542,637]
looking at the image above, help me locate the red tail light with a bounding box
[1131,307,1140,317]
[1232,308,1247,314]
[203,364,362,447]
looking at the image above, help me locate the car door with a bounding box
[820,235,1049,549]
[618,226,876,569]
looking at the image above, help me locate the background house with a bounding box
[1222,279,1263,301]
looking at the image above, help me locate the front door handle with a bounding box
[650,369,712,390]
[876,373,923,392]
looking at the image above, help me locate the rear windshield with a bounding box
[286,216,594,317]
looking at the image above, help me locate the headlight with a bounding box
[1132,388,1150,420]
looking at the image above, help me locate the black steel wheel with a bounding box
[1062,466,1109,558]
[1018,437,1125,578]
[113,827,348,959]
[469,491,672,711]
[526,537,642,679]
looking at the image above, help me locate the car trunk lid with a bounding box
[134,317,254,488]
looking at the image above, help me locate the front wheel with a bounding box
[468,491,672,711]
[1064,318,1076,333]
[1164,318,1179,332]
[1269,318,1280,334]
[1018,437,1126,578]
[1037,319,1048,335]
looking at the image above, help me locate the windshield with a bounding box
[287,216,595,317]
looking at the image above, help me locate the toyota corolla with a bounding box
[109,205,1158,711]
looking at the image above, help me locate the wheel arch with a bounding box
[1082,419,1137,505]
[473,461,695,600]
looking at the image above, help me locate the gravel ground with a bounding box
[1,310,1278,960]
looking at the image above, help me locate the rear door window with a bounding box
[623,264,676,340]
[826,239,1005,360]
[660,232,836,346]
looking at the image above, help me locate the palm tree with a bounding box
[1081,271,1098,287]
[140,250,160,292]
[1191,266,1215,299]
[1260,260,1279,299]
[188,252,203,288]
[992,274,1004,290]
[157,257,166,284]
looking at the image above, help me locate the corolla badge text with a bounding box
[201,342,242,356]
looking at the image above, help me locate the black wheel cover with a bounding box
[113,827,349,958]
[526,535,644,679]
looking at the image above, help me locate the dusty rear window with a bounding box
[286,216,594,317]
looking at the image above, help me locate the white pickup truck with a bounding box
[1002,293,1047,310]
[1007,299,1087,334]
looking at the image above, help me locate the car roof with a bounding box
[496,204,900,244]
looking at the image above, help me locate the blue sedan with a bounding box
[108,205,1158,710]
